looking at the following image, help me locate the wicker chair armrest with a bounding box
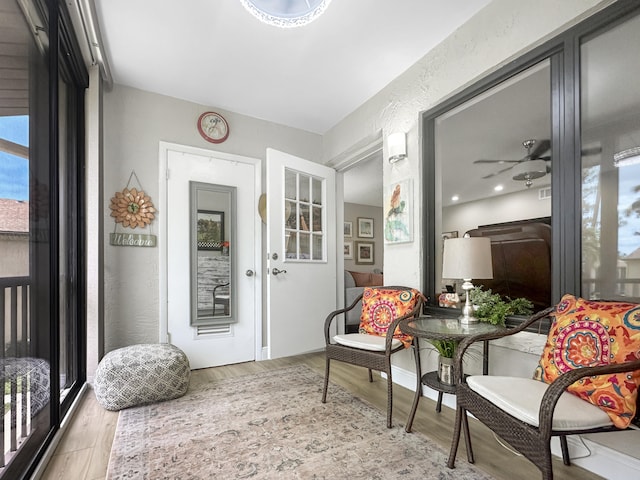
[384,293,424,351]
[454,305,556,381]
[323,292,364,343]
[537,357,640,436]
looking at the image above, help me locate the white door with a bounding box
[266,148,337,358]
[162,144,261,369]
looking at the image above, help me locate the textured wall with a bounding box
[102,85,322,352]
[322,0,613,373]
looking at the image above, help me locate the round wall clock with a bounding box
[197,111,230,143]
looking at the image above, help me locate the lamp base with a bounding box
[458,279,478,325]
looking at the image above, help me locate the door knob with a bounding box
[245,269,254,277]
[271,267,287,276]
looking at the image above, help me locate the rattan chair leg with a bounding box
[447,406,464,468]
[560,436,570,466]
[368,368,373,383]
[462,409,474,463]
[322,357,330,403]
[386,371,393,428]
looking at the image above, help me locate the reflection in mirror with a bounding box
[435,59,552,311]
[190,181,236,326]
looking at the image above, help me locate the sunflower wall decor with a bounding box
[109,187,156,228]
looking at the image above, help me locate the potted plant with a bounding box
[429,288,534,385]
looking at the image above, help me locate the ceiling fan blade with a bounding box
[530,139,551,159]
[482,165,514,179]
[474,159,521,164]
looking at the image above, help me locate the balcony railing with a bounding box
[0,276,44,469]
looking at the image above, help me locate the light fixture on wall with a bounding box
[614,146,640,168]
[239,0,333,28]
[442,235,493,324]
[512,159,548,188]
[388,132,407,164]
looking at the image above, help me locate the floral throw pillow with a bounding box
[359,287,421,349]
[533,294,640,428]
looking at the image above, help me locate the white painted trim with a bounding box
[158,141,263,363]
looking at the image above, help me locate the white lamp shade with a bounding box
[442,237,493,280]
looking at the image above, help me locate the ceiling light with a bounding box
[614,146,640,168]
[240,0,333,28]
[451,195,459,202]
[494,185,504,192]
[512,159,547,188]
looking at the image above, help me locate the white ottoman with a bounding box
[94,343,190,411]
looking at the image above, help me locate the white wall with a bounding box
[102,84,322,352]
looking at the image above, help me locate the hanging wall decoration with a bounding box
[109,171,157,247]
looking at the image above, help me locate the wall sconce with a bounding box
[388,132,407,163]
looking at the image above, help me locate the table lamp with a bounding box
[442,235,493,324]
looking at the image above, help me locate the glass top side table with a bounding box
[399,316,506,433]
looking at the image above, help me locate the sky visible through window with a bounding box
[0,115,29,201]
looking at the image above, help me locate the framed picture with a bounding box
[197,210,225,250]
[384,179,413,244]
[355,241,374,265]
[357,217,374,238]
[344,241,353,259]
[344,221,353,237]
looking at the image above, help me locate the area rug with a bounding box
[106,365,492,479]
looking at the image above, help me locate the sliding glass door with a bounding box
[0,0,87,478]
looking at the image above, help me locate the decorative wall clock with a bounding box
[197,111,230,143]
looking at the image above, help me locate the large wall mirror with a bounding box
[190,181,236,326]
[423,2,640,320]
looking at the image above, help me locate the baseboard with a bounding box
[388,365,640,479]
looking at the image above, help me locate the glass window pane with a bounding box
[285,169,297,200]
[285,200,296,229]
[581,14,640,301]
[299,232,310,259]
[285,232,297,259]
[299,174,310,202]
[300,204,310,231]
[313,234,323,260]
[312,206,322,232]
[312,177,322,205]
[435,59,552,311]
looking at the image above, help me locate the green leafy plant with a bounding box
[429,339,458,358]
[469,287,534,326]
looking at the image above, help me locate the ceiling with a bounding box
[93,0,491,135]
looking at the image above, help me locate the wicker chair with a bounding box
[448,300,640,480]
[322,286,423,428]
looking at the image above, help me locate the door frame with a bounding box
[158,141,262,362]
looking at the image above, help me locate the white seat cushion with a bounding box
[333,333,402,351]
[467,376,613,431]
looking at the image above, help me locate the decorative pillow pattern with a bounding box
[534,294,640,428]
[359,287,421,348]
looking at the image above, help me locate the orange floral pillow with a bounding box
[533,294,640,428]
[359,287,421,348]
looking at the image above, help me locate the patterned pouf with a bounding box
[94,343,190,411]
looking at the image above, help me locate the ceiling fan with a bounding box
[474,139,551,180]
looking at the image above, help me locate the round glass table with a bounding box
[399,316,506,432]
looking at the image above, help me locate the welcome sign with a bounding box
[110,233,157,247]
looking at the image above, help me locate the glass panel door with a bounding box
[581,13,640,301]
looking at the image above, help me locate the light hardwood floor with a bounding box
[38,352,603,480]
